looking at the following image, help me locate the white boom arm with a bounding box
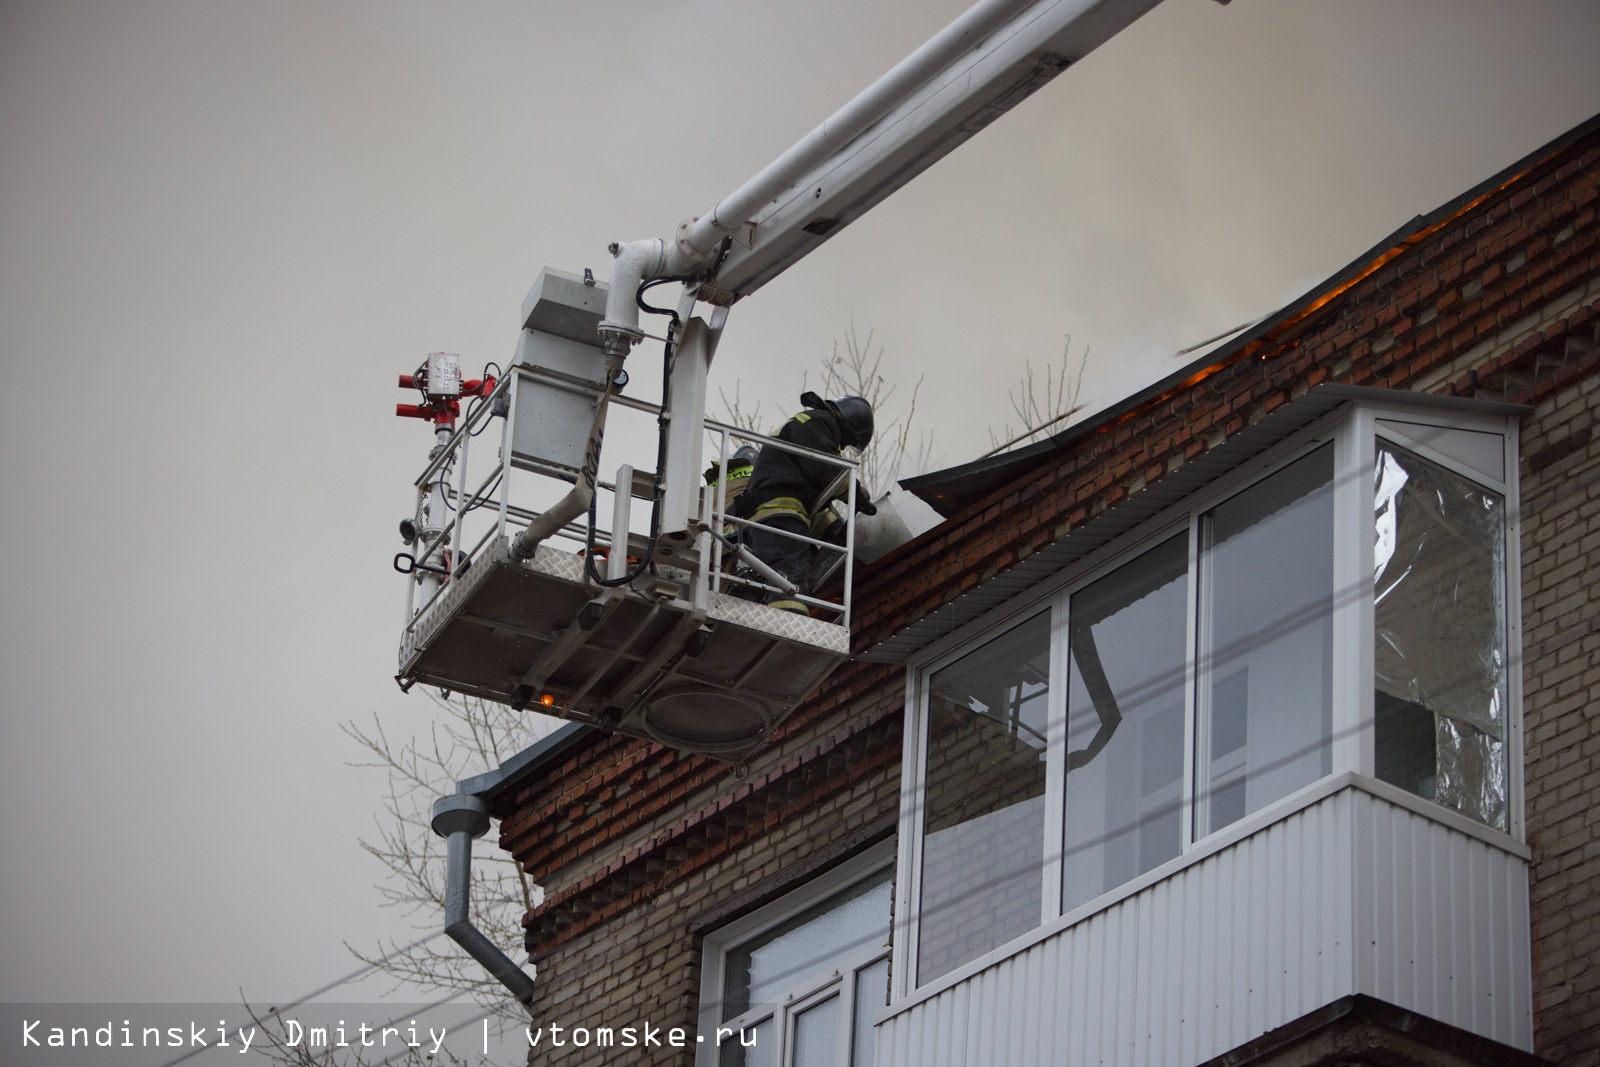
[600,0,1169,346]
[703,0,1168,299]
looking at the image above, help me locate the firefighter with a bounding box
[743,392,877,611]
[703,444,761,523]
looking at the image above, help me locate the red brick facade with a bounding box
[494,116,1600,1064]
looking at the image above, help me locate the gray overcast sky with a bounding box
[2,0,1597,1009]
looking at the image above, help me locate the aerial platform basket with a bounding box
[399,538,848,758]
[395,268,860,761]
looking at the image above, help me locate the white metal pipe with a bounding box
[417,424,455,607]
[683,0,1036,253]
[659,316,714,538]
[709,428,732,595]
[690,520,798,596]
[609,463,633,582]
[449,413,470,581]
[599,237,715,348]
[599,239,666,344]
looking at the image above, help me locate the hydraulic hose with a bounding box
[582,277,689,587]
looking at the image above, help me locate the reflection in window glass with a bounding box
[1374,443,1507,829]
[1200,445,1335,834]
[919,612,1050,985]
[790,995,840,1067]
[719,1018,772,1067]
[1063,535,1187,913]
[851,958,888,1067]
[723,868,891,1020]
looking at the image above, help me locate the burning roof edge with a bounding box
[899,109,1600,522]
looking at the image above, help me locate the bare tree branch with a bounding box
[333,695,555,1025]
[987,334,1091,453]
[714,322,935,491]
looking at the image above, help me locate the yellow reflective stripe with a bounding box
[706,463,754,486]
[750,496,810,523]
[793,413,810,424]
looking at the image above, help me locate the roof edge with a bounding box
[902,109,1600,523]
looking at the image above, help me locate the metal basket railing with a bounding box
[400,373,860,644]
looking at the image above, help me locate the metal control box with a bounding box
[426,351,461,396]
[507,268,612,479]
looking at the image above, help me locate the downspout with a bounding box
[430,794,537,1009]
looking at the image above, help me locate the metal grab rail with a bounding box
[699,420,859,628]
[401,372,860,642]
[401,374,510,633]
[402,369,629,636]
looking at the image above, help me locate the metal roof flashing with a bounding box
[459,721,594,815]
[860,385,1527,665]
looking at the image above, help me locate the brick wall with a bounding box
[500,670,902,949]
[1520,364,1600,1066]
[517,721,903,1065]
[497,120,1600,1064]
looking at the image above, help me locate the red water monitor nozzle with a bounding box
[395,352,495,428]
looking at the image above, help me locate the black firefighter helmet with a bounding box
[800,391,874,451]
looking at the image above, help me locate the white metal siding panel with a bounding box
[1351,791,1533,1049]
[876,785,1529,1067]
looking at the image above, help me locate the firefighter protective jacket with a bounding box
[744,407,847,525]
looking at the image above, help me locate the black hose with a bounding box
[582,277,692,587]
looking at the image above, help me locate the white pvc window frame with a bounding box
[697,841,895,1067]
[893,399,1523,1001]
[1364,403,1523,835]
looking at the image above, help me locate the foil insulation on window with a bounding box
[1373,444,1507,829]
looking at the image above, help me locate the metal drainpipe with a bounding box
[430,794,537,1009]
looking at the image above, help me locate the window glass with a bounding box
[1373,442,1507,829]
[723,867,891,1020]
[1062,534,1187,913]
[850,958,888,1067]
[903,407,1520,996]
[790,995,840,1067]
[719,1019,773,1067]
[918,611,1050,984]
[1199,445,1335,834]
